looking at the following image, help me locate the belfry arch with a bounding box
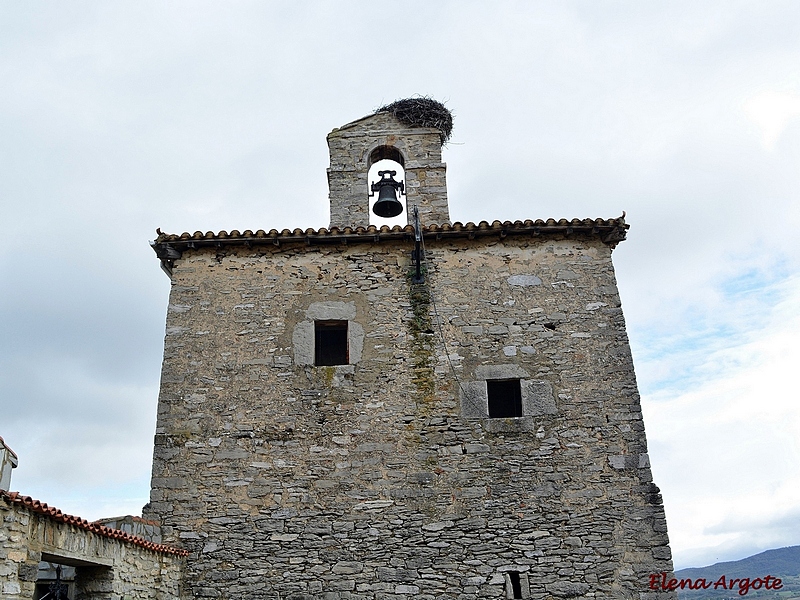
[367,145,407,226]
[367,144,405,168]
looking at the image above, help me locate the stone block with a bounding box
[507,275,542,287]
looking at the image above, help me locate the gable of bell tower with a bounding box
[327,105,451,229]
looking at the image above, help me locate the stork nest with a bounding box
[376,97,453,144]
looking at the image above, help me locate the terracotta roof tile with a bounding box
[152,216,629,254]
[0,490,188,557]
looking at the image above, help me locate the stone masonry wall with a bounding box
[145,234,675,599]
[0,498,183,600]
[327,112,450,228]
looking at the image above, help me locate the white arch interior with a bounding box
[368,158,407,228]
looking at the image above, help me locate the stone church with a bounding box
[143,99,674,599]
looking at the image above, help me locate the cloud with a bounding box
[744,91,800,150]
[641,274,800,569]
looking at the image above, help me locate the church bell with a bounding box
[370,170,405,218]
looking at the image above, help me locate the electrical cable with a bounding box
[416,218,485,415]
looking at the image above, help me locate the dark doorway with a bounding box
[35,562,75,600]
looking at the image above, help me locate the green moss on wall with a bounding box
[407,275,436,409]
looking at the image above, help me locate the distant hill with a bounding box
[672,546,800,599]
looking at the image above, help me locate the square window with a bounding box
[314,321,348,366]
[487,379,522,418]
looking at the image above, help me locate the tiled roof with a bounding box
[0,491,188,557]
[153,216,629,248]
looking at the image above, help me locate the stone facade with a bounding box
[0,493,184,600]
[146,108,675,599]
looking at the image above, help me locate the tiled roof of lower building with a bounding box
[0,490,189,557]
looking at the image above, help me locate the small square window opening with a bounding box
[314,321,348,366]
[487,379,522,418]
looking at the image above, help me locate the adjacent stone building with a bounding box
[147,100,675,599]
[0,491,185,600]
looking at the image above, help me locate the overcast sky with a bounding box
[1,1,799,571]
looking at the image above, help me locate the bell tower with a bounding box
[326,99,452,229]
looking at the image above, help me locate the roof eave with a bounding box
[150,217,629,276]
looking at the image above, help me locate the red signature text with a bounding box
[648,572,783,596]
